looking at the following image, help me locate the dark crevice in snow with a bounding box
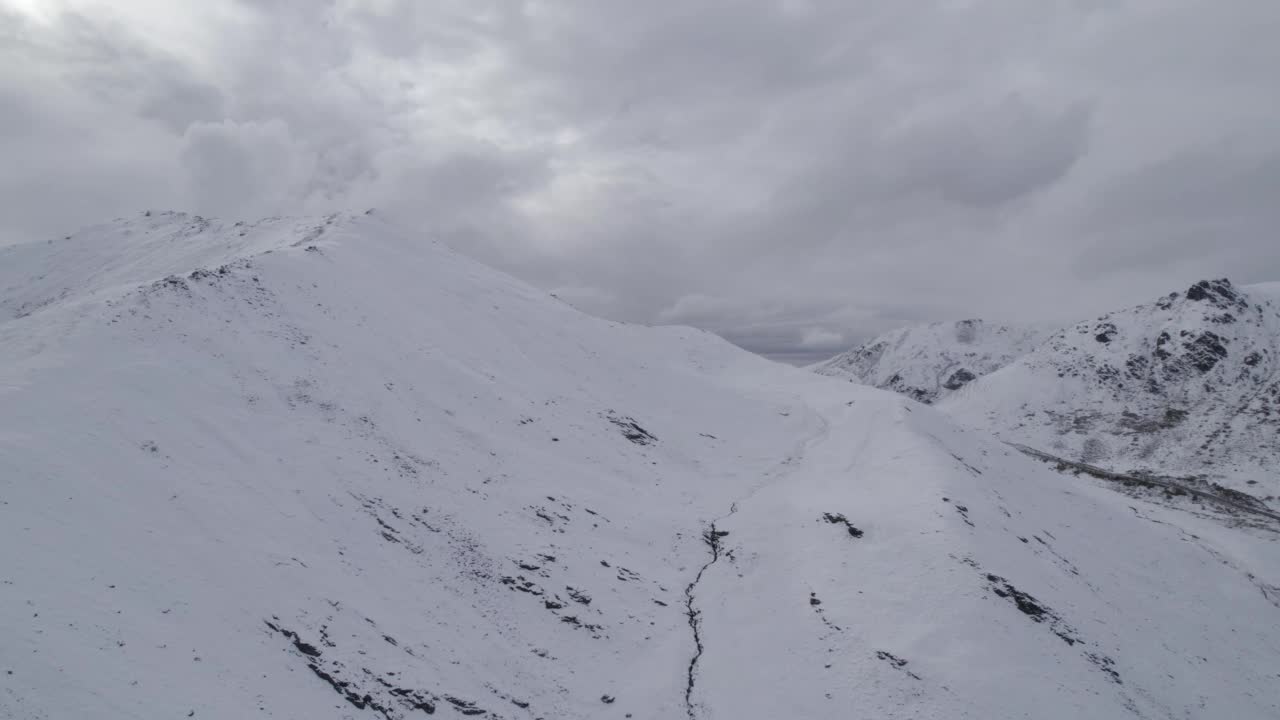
[683,523,729,720]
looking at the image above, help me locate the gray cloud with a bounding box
[179,119,306,218]
[2,0,1278,360]
[887,98,1092,208]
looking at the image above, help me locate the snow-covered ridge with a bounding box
[813,278,1280,501]
[944,278,1280,499]
[2,214,1278,719]
[812,319,1048,403]
[0,212,331,322]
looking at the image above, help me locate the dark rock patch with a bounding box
[984,574,1080,646]
[1183,331,1229,373]
[499,575,544,596]
[264,619,322,657]
[820,512,864,538]
[443,695,486,716]
[875,650,921,680]
[1185,278,1246,311]
[1086,652,1123,684]
[606,412,658,445]
[559,615,604,635]
[943,368,978,390]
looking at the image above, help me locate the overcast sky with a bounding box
[3,1,1279,363]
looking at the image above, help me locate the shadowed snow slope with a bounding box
[812,320,1048,404]
[1,214,1277,719]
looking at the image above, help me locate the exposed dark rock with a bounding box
[875,650,908,668]
[1185,278,1245,311]
[499,575,543,596]
[984,574,1079,645]
[820,512,864,538]
[1086,652,1123,685]
[1183,331,1229,373]
[606,412,658,445]
[264,619,322,657]
[1094,323,1117,344]
[943,368,978,390]
[875,650,921,680]
[443,695,485,716]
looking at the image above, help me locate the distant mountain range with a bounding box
[811,319,1049,404]
[815,279,1280,500]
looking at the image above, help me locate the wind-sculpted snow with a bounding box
[1,214,1278,719]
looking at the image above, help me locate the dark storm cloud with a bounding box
[2,0,1279,360]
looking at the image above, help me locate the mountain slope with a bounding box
[944,279,1280,499]
[812,320,1047,404]
[2,215,1278,719]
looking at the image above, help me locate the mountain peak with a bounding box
[1183,277,1245,309]
[0,212,380,324]
[941,279,1280,497]
[813,319,1048,404]
[814,277,1280,501]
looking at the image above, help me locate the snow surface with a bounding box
[811,319,1048,404]
[2,214,1278,719]
[944,279,1280,499]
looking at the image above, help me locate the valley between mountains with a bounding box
[1,213,1276,719]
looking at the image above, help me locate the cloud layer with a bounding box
[4,0,1279,362]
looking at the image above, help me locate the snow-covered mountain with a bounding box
[2,213,1278,720]
[944,279,1280,499]
[811,320,1048,404]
